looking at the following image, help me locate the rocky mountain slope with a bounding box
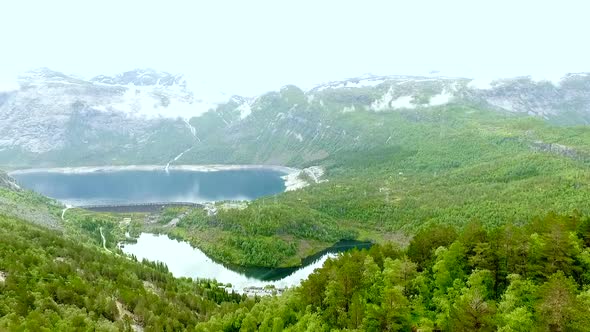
[0,170,20,191]
[0,169,62,229]
[1,69,589,168]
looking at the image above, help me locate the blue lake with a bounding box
[11,167,287,206]
[10,166,373,292]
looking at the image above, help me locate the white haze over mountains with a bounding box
[1,0,590,97]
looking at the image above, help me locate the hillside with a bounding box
[5,1,590,330]
[159,105,590,267]
[2,70,590,168]
[194,212,590,331]
[0,170,20,191]
[3,69,590,268]
[0,214,246,331]
[2,68,590,330]
[0,171,62,230]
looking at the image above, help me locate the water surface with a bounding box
[12,168,286,205]
[121,233,371,292]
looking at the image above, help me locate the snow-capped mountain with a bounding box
[0,68,221,157]
[308,73,590,122]
[1,68,590,168]
[16,68,217,119]
[90,68,187,87]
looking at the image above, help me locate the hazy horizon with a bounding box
[2,0,590,95]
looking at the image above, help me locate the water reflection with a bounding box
[12,169,286,206]
[121,233,371,292]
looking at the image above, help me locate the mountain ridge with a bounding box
[1,68,590,168]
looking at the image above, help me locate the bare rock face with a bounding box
[529,141,585,161]
[0,170,20,191]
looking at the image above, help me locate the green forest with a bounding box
[150,106,590,268]
[195,212,590,331]
[5,211,590,331]
[0,214,245,331]
[2,101,590,331]
[4,1,590,330]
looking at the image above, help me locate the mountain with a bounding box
[307,72,590,123]
[0,68,213,167]
[0,170,20,191]
[90,68,188,87]
[2,70,590,330]
[1,69,590,168]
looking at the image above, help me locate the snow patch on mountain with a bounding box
[528,73,565,86]
[319,78,386,90]
[107,86,210,119]
[311,74,394,92]
[371,87,417,111]
[390,96,416,109]
[468,78,495,90]
[428,91,453,106]
[282,166,326,191]
[370,87,395,111]
[236,101,252,119]
[24,68,220,119]
[566,72,590,78]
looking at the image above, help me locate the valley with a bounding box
[2,69,590,331]
[4,76,590,271]
[4,1,590,329]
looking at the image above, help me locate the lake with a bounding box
[121,233,371,294]
[10,165,371,294]
[10,166,288,206]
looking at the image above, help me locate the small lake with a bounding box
[11,165,371,293]
[121,233,371,293]
[11,167,287,206]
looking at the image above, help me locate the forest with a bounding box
[151,106,590,268]
[0,214,246,331]
[5,208,590,330]
[6,106,590,271]
[3,2,590,330]
[2,105,590,330]
[195,212,590,331]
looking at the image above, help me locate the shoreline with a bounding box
[8,164,300,176]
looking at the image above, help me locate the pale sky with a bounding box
[1,0,589,95]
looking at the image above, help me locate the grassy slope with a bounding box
[3,103,590,268]
[164,106,590,267]
[0,187,63,230]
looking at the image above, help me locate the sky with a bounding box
[1,0,589,95]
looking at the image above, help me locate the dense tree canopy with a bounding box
[195,212,590,331]
[0,215,246,331]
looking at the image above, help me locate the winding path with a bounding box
[99,227,113,253]
[61,205,72,220]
